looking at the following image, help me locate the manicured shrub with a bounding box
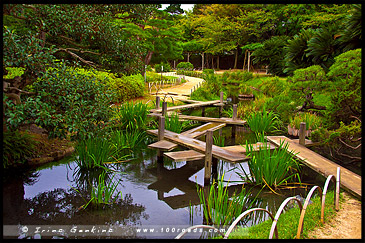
[325,49,361,128]
[177,61,194,71]
[154,62,172,72]
[4,62,114,140]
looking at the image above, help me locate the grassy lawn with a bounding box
[225,190,341,239]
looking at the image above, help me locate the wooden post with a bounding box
[299,122,306,145]
[204,129,214,185]
[156,96,160,109]
[232,104,237,139]
[336,167,340,211]
[232,104,237,120]
[162,102,167,117]
[220,91,224,103]
[157,116,165,162]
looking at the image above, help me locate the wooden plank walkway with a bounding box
[147,129,247,162]
[178,115,246,126]
[223,142,276,154]
[150,100,221,113]
[266,136,361,199]
[164,150,205,162]
[164,142,277,162]
[147,122,225,151]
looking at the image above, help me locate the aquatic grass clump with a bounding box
[196,174,257,226]
[290,112,322,130]
[246,107,280,140]
[238,140,301,191]
[72,171,122,210]
[109,129,146,150]
[112,101,150,131]
[164,112,194,133]
[75,136,127,169]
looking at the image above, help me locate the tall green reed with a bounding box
[237,139,301,191]
[164,112,194,133]
[196,173,256,226]
[112,101,150,131]
[75,136,128,169]
[246,107,280,140]
[72,171,122,210]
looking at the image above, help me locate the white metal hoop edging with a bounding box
[223,208,277,239]
[269,196,303,239]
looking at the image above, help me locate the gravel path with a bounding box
[155,72,205,102]
[307,192,362,239]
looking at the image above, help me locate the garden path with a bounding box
[156,72,205,102]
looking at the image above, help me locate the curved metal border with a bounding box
[296,185,323,239]
[223,208,278,239]
[321,174,336,223]
[269,196,303,239]
[175,225,225,239]
[336,167,340,211]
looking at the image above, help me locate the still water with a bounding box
[3,125,325,239]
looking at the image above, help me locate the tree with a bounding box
[284,29,317,75]
[338,4,362,51]
[288,65,328,112]
[326,49,361,128]
[3,4,144,74]
[251,36,290,76]
[306,25,342,71]
[115,7,184,71]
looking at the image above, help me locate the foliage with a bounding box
[110,101,150,131]
[252,36,289,76]
[73,171,122,210]
[288,65,328,111]
[306,25,342,71]
[238,140,301,190]
[284,29,316,75]
[190,85,220,101]
[109,129,147,156]
[154,62,172,73]
[325,49,361,128]
[75,136,127,170]
[228,191,338,239]
[196,173,256,226]
[70,67,145,103]
[3,130,38,169]
[338,4,362,51]
[221,70,253,84]
[310,119,361,163]
[164,112,194,133]
[176,61,194,71]
[256,76,287,97]
[110,74,145,102]
[289,112,322,130]
[3,25,56,89]
[213,135,225,147]
[246,107,280,140]
[4,62,114,140]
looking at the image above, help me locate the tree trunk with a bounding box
[201,52,204,70]
[187,52,191,63]
[234,47,238,69]
[217,55,220,70]
[212,55,214,69]
[243,50,247,70]
[145,51,153,67]
[248,51,251,72]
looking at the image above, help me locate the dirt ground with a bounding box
[307,191,362,239]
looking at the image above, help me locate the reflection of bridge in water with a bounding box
[147,159,247,210]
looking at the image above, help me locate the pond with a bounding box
[3,119,329,239]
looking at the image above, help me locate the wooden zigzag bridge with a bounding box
[147,95,361,199]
